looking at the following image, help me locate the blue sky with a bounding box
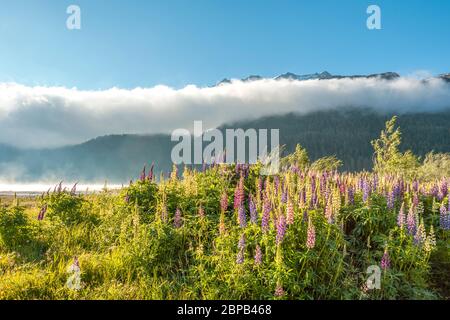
[0,0,449,89]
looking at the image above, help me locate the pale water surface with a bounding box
[0,183,123,196]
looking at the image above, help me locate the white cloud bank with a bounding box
[0,77,449,148]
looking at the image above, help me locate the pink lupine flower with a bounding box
[254,245,262,266]
[325,199,333,224]
[274,283,285,297]
[381,249,390,270]
[306,218,316,249]
[220,192,228,213]
[276,212,286,244]
[174,208,182,228]
[406,206,416,235]
[286,200,294,225]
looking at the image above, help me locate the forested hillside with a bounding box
[0,108,449,182]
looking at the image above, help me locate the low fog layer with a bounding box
[0,77,449,148]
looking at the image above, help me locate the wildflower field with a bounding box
[0,118,449,300]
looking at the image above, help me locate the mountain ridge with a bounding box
[216,71,403,86]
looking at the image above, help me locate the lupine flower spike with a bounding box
[254,245,262,266]
[274,282,285,298]
[37,204,47,221]
[276,211,286,244]
[286,200,294,225]
[174,208,182,228]
[306,217,316,249]
[397,202,405,229]
[381,249,390,270]
[236,234,245,264]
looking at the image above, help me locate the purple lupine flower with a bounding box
[286,200,294,225]
[276,212,286,244]
[439,204,445,227]
[362,179,370,203]
[274,283,285,297]
[236,234,246,264]
[440,180,448,198]
[358,177,364,192]
[448,198,450,214]
[238,233,246,249]
[236,250,244,264]
[372,175,378,193]
[148,163,154,181]
[397,203,405,229]
[238,205,247,228]
[70,182,78,196]
[310,175,316,194]
[37,204,47,221]
[249,196,258,224]
[412,193,419,207]
[302,210,308,223]
[412,179,419,193]
[320,174,327,195]
[393,181,400,199]
[261,195,271,233]
[173,208,182,228]
[406,207,416,236]
[140,165,146,182]
[387,190,395,210]
[290,165,299,174]
[347,186,354,205]
[281,188,287,204]
[310,191,317,209]
[254,245,262,266]
[220,192,228,213]
[234,176,244,210]
[430,184,439,198]
[306,218,315,249]
[381,249,390,270]
[440,205,450,230]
